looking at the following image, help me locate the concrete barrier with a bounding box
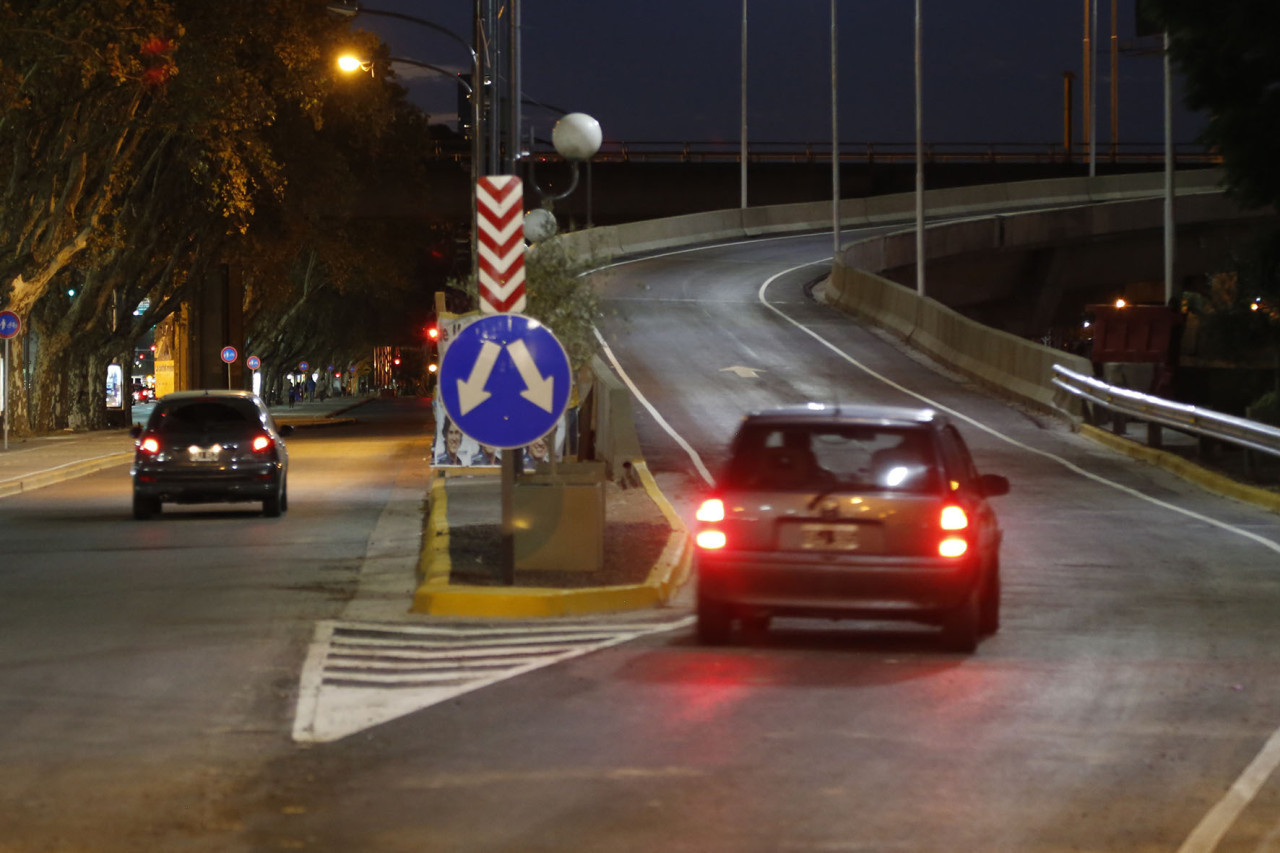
[822,266,1093,414]
[551,170,1225,415]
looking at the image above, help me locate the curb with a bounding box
[1080,424,1280,513]
[411,459,693,618]
[0,451,134,499]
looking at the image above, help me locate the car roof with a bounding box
[740,403,944,429]
[158,390,261,403]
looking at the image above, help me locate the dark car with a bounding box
[129,390,292,520]
[692,404,1009,652]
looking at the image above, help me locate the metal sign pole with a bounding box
[3,338,8,451]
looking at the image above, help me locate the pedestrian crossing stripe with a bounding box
[291,617,693,743]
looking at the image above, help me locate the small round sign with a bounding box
[299,361,309,372]
[220,346,238,364]
[246,355,261,371]
[0,310,20,339]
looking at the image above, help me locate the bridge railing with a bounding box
[526,140,1220,166]
[1051,364,1280,459]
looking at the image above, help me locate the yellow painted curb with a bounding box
[1080,424,1280,513]
[411,458,693,617]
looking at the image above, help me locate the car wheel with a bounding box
[696,594,733,645]
[263,489,283,518]
[979,563,1001,637]
[132,493,159,520]
[940,587,980,653]
[280,478,288,513]
[741,613,771,639]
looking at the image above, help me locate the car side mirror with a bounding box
[129,424,143,439]
[979,474,1009,497]
[278,424,294,437]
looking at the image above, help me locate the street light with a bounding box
[527,112,601,229]
[327,2,484,277]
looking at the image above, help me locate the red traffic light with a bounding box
[426,326,439,341]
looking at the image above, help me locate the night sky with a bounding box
[346,1,1207,151]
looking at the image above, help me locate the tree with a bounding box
[1142,0,1280,211]
[0,0,430,433]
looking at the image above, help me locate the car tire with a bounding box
[263,488,283,518]
[132,493,160,521]
[941,587,980,653]
[741,613,771,639]
[280,478,288,513]
[979,564,1001,637]
[696,595,733,645]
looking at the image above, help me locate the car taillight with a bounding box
[696,498,725,523]
[695,498,727,550]
[137,434,161,455]
[251,434,273,453]
[696,530,727,550]
[939,504,969,558]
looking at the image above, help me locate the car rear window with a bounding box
[723,424,940,493]
[152,401,261,434]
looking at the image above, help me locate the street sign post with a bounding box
[438,314,571,449]
[0,310,21,451]
[221,345,237,389]
[439,313,571,586]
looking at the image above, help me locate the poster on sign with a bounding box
[431,395,569,470]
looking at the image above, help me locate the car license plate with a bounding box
[189,447,219,463]
[799,523,860,551]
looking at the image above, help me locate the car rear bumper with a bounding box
[132,464,282,504]
[695,549,981,622]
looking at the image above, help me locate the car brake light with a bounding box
[939,504,969,557]
[138,435,161,455]
[251,434,273,453]
[696,530,727,550]
[696,498,725,523]
[940,505,968,530]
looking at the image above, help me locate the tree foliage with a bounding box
[1142,0,1280,211]
[0,0,440,433]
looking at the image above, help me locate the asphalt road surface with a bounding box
[4,230,1280,851]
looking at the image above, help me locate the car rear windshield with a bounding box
[152,401,262,434]
[722,423,940,493]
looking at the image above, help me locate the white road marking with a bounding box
[595,240,1280,851]
[292,617,693,743]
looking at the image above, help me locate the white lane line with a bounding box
[751,260,1280,853]
[592,326,716,486]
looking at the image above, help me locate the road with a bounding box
[4,231,1280,851]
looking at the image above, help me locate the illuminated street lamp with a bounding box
[528,112,602,229]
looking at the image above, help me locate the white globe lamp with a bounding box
[552,113,602,161]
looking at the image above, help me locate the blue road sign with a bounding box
[0,311,20,339]
[220,346,238,364]
[439,314,571,449]
[246,355,261,370]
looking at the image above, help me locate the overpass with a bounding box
[552,169,1272,419]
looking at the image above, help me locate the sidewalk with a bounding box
[0,395,370,499]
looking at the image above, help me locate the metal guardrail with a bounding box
[523,140,1222,166]
[1051,364,1280,459]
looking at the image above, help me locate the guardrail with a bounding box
[525,140,1221,166]
[1051,364,1280,459]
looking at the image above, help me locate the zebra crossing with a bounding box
[292,616,693,743]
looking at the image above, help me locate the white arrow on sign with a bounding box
[507,339,556,412]
[456,341,502,415]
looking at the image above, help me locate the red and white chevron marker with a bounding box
[476,175,525,314]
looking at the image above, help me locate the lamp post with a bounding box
[528,112,602,229]
[328,2,485,275]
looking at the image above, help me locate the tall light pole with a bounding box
[830,0,839,260]
[741,0,749,209]
[914,0,925,296]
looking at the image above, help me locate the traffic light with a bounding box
[426,325,440,342]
